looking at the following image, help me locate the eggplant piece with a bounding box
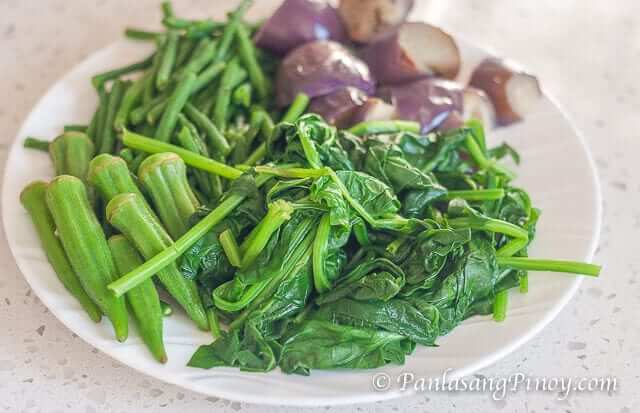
[254,0,347,56]
[308,87,368,128]
[276,40,375,107]
[338,0,414,43]
[436,111,464,131]
[351,97,397,125]
[362,22,460,84]
[468,57,542,126]
[379,78,463,133]
[462,87,496,128]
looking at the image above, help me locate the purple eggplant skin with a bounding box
[254,0,348,56]
[276,40,376,107]
[379,78,463,133]
[308,87,368,128]
[338,0,415,44]
[361,22,461,85]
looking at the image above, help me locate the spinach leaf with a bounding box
[312,298,440,346]
[279,320,415,375]
[316,258,405,304]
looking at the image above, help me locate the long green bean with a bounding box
[155,73,197,142]
[91,54,154,90]
[184,103,231,155]
[156,31,179,91]
[99,80,127,154]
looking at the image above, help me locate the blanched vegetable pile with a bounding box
[21,0,599,374]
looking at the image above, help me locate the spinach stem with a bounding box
[239,200,293,269]
[122,129,241,179]
[219,229,242,267]
[281,93,310,123]
[496,257,601,277]
[107,174,272,297]
[445,189,505,201]
[448,216,529,240]
[348,120,420,137]
[312,214,332,293]
[493,290,508,322]
[464,134,515,179]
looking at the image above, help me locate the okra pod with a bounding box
[20,181,102,323]
[45,176,128,341]
[49,132,95,182]
[109,235,167,363]
[88,154,144,201]
[138,153,200,239]
[106,193,208,330]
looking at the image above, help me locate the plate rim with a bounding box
[1,37,602,407]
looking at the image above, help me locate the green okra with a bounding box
[88,154,144,202]
[45,176,128,341]
[20,181,102,323]
[106,193,208,331]
[49,132,95,182]
[138,152,200,239]
[109,235,167,363]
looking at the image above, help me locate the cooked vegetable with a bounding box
[468,57,542,126]
[351,97,396,125]
[23,137,50,151]
[48,132,95,182]
[463,87,496,127]
[99,79,127,154]
[138,153,200,239]
[379,78,463,133]
[308,87,368,128]
[45,176,128,341]
[88,154,144,201]
[254,0,347,55]
[362,22,461,84]
[106,193,208,330]
[338,0,414,43]
[276,41,375,106]
[109,235,167,363]
[20,181,102,322]
[22,1,600,376]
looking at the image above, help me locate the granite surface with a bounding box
[0,0,637,411]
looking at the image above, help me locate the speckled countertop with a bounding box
[0,1,637,412]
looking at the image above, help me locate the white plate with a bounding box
[2,35,601,406]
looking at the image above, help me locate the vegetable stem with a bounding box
[448,217,529,240]
[122,129,241,179]
[240,200,293,269]
[445,189,505,201]
[23,137,50,151]
[219,229,242,267]
[107,174,272,296]
[492,290,508,322]
[496,257,601,277]
[281,93,310,123]
[348,120,420,137]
